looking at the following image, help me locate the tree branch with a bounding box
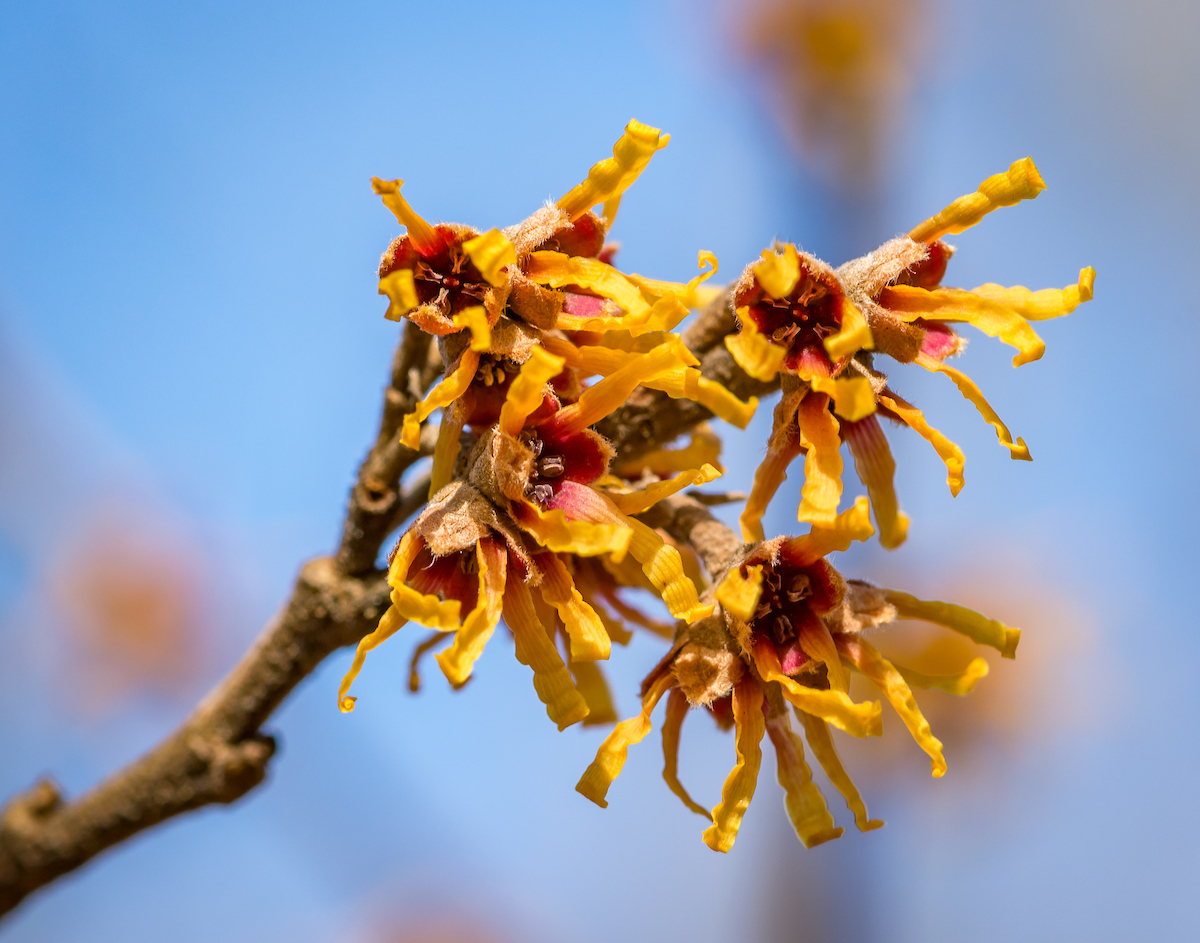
[0,293,763,917]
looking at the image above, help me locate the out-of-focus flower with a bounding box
[577,501,1020,852]
[46,507,208,709]
[727,158,1096,544]
[738,0,924,187]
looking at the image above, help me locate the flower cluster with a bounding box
[339,120,1093,853]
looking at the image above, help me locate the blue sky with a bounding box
[1,1,1198,941]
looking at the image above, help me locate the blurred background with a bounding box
[0,0,1196,940]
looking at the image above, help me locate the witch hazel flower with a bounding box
[727,158,1095,546]
[577,500,1021,852]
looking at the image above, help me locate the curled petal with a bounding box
[843,414,909,549]
[663,688,712,819]
[462,229,516,288]
[338,607,409,713]
[627,250,720,308]
[606,464,722,516]
[436,541,508,687]
[784,496,875,566]
[879,285,1046,367]
[970,266,1096,321]
[401,350,481,450]
[795,392,843,526]
[379,269,418,322]
[838,636,946,778]
[512,502,632,560]
[498,346,566,437]
[715,564,763,624]
[622,511,713,623]
[548,343,693,436]
[407,630,449,693]
[576,673,674,807]
[557,119,669,222]
[539,553,611,662]
[388,531,463,631]
[703,674,766,852]
[882,589,1020,658]
[430,398,466,498]
[726,309,786,382]
[909,157,1047,243]
[740,384,804,542]
[371,177,441,256]
[794,709,884,832]
[805,374,876,422]
[504,576,589,730]
[526,252,651,320]
[878,391,966,497]
[753,244,801,299]
[570,658,619,727]
[895,657,989,695]
[824,300,874,360]
[915,352,1031,461]
[450,305,493,352]
[766,710,842,847]
[752,638,881,738]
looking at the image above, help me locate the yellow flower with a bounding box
[728,158,1096,544]
[576,502,1020,851]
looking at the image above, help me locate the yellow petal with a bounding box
[726,309,786,382]
[606,464,722,516]
[626,250,720,308]
[570,658,618,727]
[337,606,409,713]
[436,541,507,687]
[450,305,493,352]
[752,638,882,738]
[703,674,766,852]
[551,343,693,436]
[430,398,466,498]
[824,300,874,360]
[795,612,849,694]
[538,553,611,663]
[576,673,674,807]
[908,157,1047,243]
[839,636,946,777]
[538,335,640,378]
[753,244,801,299]
[794,709,884,832]
[880,285,1046,367]
[379,269,419,322]
[740,386,804,542]
[498,346,566,437]
[557,119,669,222]
[643,368,759,430]
[512,502,632,560]
[504,576,589,730]
[882,590,1020,658]
[795,391,843,526]
[878,391,965,497]
[915,352,1031,461]
[526,251,651,319]
[843,414,909,550]
[663,688,712,819]
[970,266,1097,321]
[386,531,463,631]
[805,374,876,422]
[401,350,481,451]
[765,711,843,847]
[371,177,440,255]
[715,564,764,624]
[894,657,989,695]
[613,425,724,477]
[621,509,713,623]
[785,495,875,566]
[462,229,516,288]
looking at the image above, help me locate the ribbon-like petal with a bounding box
[606,464,722,516]
[726,310,786,382]
[379,269,418,322]
[371,177,441,256]
[752,638,882,738]
[498,347,566,437]
[882,589,1020,658]
[970,266,1096,321]
[401,350,481,450]
[766,710,843,847]
[915,352,1031,461]
[908,157,1046,243]
[715,564,764,624]
[504,577,589,730]
[436,541,508,687]
[894,656,990,695]
[795,391,843,526]
[878,391,966,496]
[824,300,874,359]
[843,414,909,549]
[557,119,669,222]
[576,674,674,807]
[662,688,712,819]
[703,674,767,852]
[740,384,805,541]
[462,229,516,288]
[794,709,884,832]
[538,553,611,663]
[450,305,493,352]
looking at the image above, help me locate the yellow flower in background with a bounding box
[728,158,1095,545]
[739,0,924,187]
[577,503,1020,852]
